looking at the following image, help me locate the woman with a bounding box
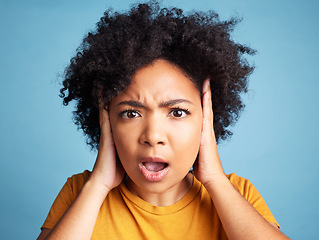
[37,2,289,239]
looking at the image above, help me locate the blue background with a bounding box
[1,0,318,239]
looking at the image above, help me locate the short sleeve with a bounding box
[41,170,91,230]
[227,173,280,229]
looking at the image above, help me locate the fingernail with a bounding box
[205,90,210,100]
[204,79,210,93]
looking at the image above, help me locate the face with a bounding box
[109,59,202,197]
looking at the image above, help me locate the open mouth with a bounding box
[139,161,169,182]
[142,162,169,172]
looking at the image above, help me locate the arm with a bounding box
[194,79,289,240]
[37,106,124,240]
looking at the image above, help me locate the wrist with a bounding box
[85,175,111,198]
[202,174,229,192]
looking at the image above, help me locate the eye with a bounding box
[168,108,190,118]
[120,110,141,119]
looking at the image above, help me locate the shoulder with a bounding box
[40,170,92,231]
[226,172,250,186]
[226,173,258,200]
[64,170,92,198]
[67,170,91,183]
[226,173,280,228]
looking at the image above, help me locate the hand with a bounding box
[194,81,291,240]
[38,106,125,240]
[90,104,125,192]
[194,79,225,187]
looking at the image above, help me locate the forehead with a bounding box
[112,60,201,104]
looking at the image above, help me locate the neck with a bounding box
[125,173,194,207]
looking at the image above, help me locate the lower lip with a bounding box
[138,163,169,182]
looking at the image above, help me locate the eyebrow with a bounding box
[117,99,193,108]
[160,99,193,107]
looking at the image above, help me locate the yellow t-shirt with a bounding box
[42,171,279,239]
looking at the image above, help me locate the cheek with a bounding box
[111,125,134,158]
[109,116,136,164]
[170,117,202,161]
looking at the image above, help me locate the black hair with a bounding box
[60,0,255,150]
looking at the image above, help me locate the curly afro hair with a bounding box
[60,0,255,150]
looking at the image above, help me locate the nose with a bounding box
[139,115,167,146]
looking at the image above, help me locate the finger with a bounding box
[98,105,115,151]
[202,78,210,94]
[202,79,214,129]
[98,96,109,127]
[202,80,213,128]
[201,95,211,146]
[99,106,109,129]
[202,91,211,125]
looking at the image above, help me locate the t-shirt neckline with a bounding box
[118,174,202,215]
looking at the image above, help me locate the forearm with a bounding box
[205,176,290,240]
[45,178,109,240]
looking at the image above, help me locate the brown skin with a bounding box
[37,59,288,240]
[108,59,202,206]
